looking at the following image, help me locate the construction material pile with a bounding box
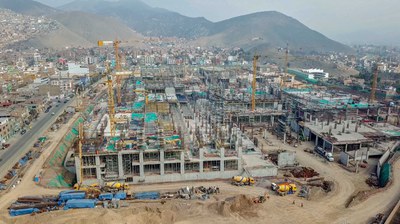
[291,167,319,178]
[8,189,134,216]
[162,186,220,200]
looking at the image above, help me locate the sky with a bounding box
[37,0,400,46]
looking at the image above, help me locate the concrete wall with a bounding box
[277,151,296,167]
[340,152,350,166]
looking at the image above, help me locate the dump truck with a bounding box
[103,182,130,192]
[271,182,297,196]
[231,176,255,186]
[315,146,334,162]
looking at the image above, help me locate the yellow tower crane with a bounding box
[107,75,117,137]
[78,122,84,186]
[98,39,123,105]
[252,55,260,112]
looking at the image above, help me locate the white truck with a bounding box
[315,146,334,162]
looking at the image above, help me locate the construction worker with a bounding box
[301,202,304,207]
[293,200,295,205]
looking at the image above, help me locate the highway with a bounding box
[0,99,74,179]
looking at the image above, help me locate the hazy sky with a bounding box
[37,0,400,45]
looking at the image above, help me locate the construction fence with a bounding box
[41,116,85,188]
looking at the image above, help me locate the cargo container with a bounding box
[59,191,86,202]
[113,191,127,200]
[133,191,160,200]
[9,208,39,216]
[99,193,113,201]
[64,199,96,210]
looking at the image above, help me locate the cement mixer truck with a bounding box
[231,176,255,186]
[271,182,297,196]
[102,182,130,192]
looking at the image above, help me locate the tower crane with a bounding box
[252,55,260,112]
[98,39,123,105]
[107,75,117,137]
[78,122,84,186]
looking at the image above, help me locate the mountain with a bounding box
[196,11,352,52]
[22,12,143,49]
[0,0,58,16]
[60,0,212,38]
[50,12,143,44]
[60,0,351,53]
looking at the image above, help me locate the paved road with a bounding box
[0,99,74,178]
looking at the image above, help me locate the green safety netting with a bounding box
[106,143,116,152]
[379,163,391,187]
[85,105,94,114]
[47,174,72,188]
[382,130,400,137]
[145,112,157,123]
[71,128,79,135]
[165,135,180,141]
[133,102,145,110]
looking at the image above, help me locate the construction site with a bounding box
[1,42,400,224]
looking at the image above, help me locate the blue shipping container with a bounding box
[134,191,160,200]
[9,208,39,217]
[99,193,113,201]
[59,192,86,202]
[64,199,96,210]
[114,191,127,200]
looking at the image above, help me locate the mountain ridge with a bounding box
[0,0,352,52]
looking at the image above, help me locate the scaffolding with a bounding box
[105,155,118,176]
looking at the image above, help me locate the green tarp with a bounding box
[145,112,158,123]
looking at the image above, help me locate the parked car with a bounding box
[20,129,26,135]
[3,144,10,148]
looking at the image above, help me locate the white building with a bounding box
[302,68,329,79]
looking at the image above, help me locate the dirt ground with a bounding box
[0,127,399,224]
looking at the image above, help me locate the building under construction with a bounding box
[72,66,278,185]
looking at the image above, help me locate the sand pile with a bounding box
[208,195,258,217]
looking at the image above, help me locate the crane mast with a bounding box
[252,55,260,112]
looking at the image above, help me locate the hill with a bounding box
[60,0,212,38]
[0,0,58,16]
[60,0,351,53]
[196,11,352,53]
[50,12,143,44]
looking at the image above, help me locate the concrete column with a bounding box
[199,148,204,173]
[220,148,225,172]
[180,151,185,174]
[160,149,165,175]
[271,116,274,126]
[345,144,348,152]
[315,136,318,146]
[75,156,82,184]
[95,156,101,180]
[367,109,370,116]
[323,140,326,149]
[330,143,334,153]
[118,153,124,179]
[139,150,144,177]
